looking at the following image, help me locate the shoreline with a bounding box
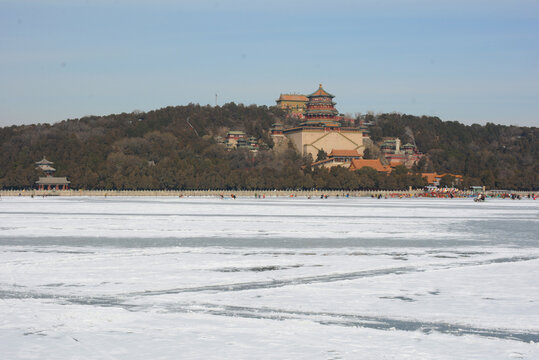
[0,189,536,198]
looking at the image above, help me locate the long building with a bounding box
[275,94,308,117]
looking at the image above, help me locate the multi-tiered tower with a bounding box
[302,84,340,127]
[35,157,70,190]
[272,84,364,161]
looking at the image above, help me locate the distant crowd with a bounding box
[214,190,537,200]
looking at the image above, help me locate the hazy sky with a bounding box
[1,0,538,127]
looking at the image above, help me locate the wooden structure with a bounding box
[35,157,71,190]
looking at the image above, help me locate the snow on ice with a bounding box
[0,196,538,359]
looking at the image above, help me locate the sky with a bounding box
[1,0,538,127]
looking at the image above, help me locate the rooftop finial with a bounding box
[319,83,322,88]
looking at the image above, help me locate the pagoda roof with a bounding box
[308,84,335,98]
[329,149,360,158]
[420,173,443,184]
[35,157,54,165]
[277,94,308,102]
[349,159,392,173]
[311,158,337,167]
[37,165,56,172]
[227,130,246,135]
[36,177,70,185]
[305,108,339,115]
[300,120,341,127]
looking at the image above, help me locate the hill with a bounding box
[0,104,537,190]
[366,113,538,189]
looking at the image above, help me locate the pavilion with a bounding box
[35,157,71,190]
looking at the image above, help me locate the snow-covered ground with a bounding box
[1,196,538,359]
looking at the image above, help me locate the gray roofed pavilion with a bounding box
[34,157,71,190]
[35,157,54,166]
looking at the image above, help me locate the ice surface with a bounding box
[0,196,538,359]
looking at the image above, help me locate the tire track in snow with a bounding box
[129,255,539,296]
[162,302,539,343]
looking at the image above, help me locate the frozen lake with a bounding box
[1,196,538,359]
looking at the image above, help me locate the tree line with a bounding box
[0,104,537,190]
[363,113,538,189]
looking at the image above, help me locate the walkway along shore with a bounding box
[0,189,536,198]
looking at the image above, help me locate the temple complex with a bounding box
[225,130,246,147]
[273,84,364,161]
[272,87,463,183]
[35,157,70,190]
[380,138,423,168]
[301,84,341,127]
[215,131,262,152]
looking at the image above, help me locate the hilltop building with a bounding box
[225,130,246,148]
[275,94,308,117]
[35,157,70,190]
[236,136,260,151]
[380,138,423,168]
[270,123,284,136]
[216,130,261,152]
[272,84,364,161]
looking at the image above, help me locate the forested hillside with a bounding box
[366,113,538,189]
[0,104,537,190]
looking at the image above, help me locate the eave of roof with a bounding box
[311,158,336,166]
[277,94,308,102]
[329,149,360,157]
[36,177,71,185]
[308,84,335,98]
[349,159,392,173]
[35,157,54,165]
